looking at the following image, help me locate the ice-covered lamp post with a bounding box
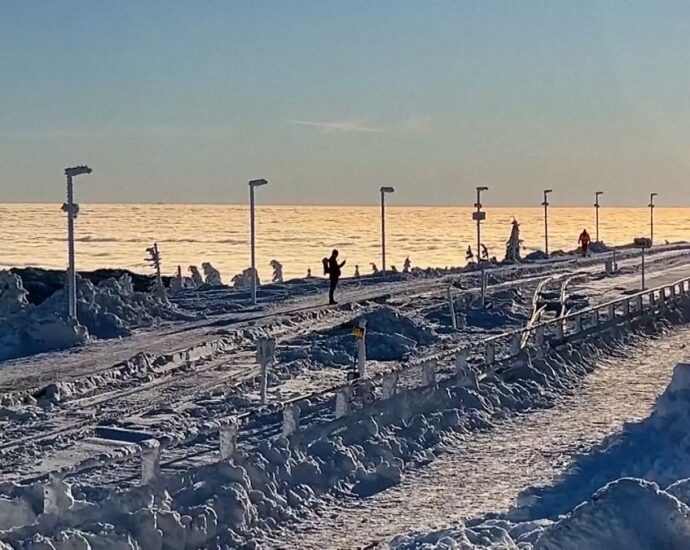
[380,186,395,274]
[594,191,604,242]
[649,192,658,246]
[542,189,552,256]
[249,178,268,305]
[62,165,92,321]
[473,186,489,261]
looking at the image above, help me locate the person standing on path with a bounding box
[324,249,346,305]
[578,228,591,257]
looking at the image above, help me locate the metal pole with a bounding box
[250,185,257,304]
[66,175,76,320]
[476,188,481,258]
[649,192,657,246]
[381,190,386,274]
[542,189,552,255]
[641,247,646,290]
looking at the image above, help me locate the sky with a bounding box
[1,1,690,206]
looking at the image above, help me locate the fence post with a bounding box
[219,418,239,461]
[141,439,161,485]
[422,361,436,387]
[607,303,615,322]
[382,371,398,399]
[623,299,630,316]
[335,387,351,419]
[636,295,644,312]
[257,337,276,405]
[447,285,457,329]
[281,404,300,437]
[574,313,582,333]
[555,320,565,340]
[485,342,495,365]
[356,320,367,378]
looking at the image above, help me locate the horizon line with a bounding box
[0,201,678,209]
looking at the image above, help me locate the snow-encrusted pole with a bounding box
[354,319,367,378]
[380,186,395,274]
[257,337,276,405]
[542,189,552,255]
[473,186,489,262]
[649,192,658,246]
[447,284,457,329]
[62,165,92,321]
[249,179,268,305]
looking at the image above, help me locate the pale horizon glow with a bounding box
[1,1,690,207]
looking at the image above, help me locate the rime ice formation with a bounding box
[0,271,29,315]
[231,268,260,290]
[188,265,203,287]
[0,272,195,361]
[202,262,222,286]
[171,265,184,292]
[505,218,522,262]
[403,257,411,273]
[270,260,283,284]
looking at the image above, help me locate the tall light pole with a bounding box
[542,189,552,255]
[649,192,658,245]
[380,186,395,274]
[473,186,489,260]
[594,191,603,242]
[62,165,92,321]
[249,178,268,305]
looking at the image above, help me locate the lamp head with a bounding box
[249,179,268,188]
[544,189,553,194]
[651,192,658,198]
[595,191,604,196]
[380,186,395,194]
[477,186,489,192]
[65,165,92,177]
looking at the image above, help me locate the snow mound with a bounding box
[0,272,196,361]
[534,478,690,550]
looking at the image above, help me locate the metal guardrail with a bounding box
[25,274,690,492]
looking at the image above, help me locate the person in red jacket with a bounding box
[578,229,591,257]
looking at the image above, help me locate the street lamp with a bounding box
[649,192,658,245]
[62,165,92,321]
[594,191,604,242]
[542,189,553,256]
[473,186,489,260]
[249,178,268,305]
[380,186,395,274]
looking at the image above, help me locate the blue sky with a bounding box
[1,1,690,205]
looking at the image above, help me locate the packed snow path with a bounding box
[270,325,690,549]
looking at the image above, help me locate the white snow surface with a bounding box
[390,362,690,550]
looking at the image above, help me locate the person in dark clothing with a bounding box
[326,249,346,305]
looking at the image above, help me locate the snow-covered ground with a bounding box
[1,244,690,548]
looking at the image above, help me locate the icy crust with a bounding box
[0,272,197,362]
[0,324,665,549]
[390,362,690,549]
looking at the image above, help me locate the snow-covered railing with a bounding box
[33,274,690,491]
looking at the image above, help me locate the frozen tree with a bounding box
[117,273,134,294]
[232,268,260,289]
[202,262,222,286]
[171,266,184,292]
[505,219,522,262]
[403,257,411,273]
[354,265,361,278]
[145,244,166,300]
[0,271,29,316]
[188,265,203,287]
[371,263,379,275]
[466,246,475,263]
[270,260,284,283]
